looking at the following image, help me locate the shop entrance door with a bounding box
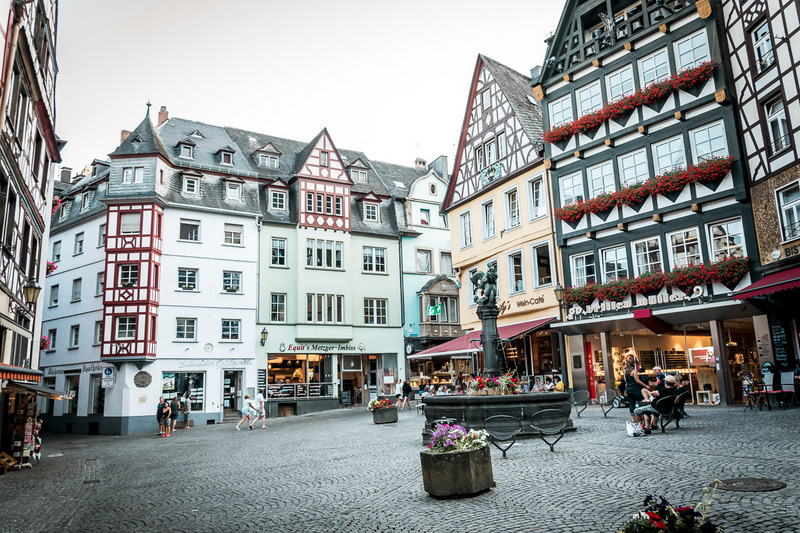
[341,355,364,405]
[223,370,242,415]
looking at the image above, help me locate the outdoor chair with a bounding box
[483,415,522,458]
[598,389,616,418]
[571,390,590,417]
[530,409,568,452]
[653,391,688,433]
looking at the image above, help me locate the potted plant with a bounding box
[225,286,238,293]
[367,398,397,424]
[46,261,57,277]
[40,336,50,351]
[420,424,493,498]
[619,483,724,532]
[497,372,520,395]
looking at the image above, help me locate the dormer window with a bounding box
[364,203,379,222]
[352,169,367,182]
[270,190,287,210]
[81,193,90,210]
[221,152,233,165]
[258,154,279,168]
[180,145,194,159]
[123,167,144,184]
[226,182,241,200]
[320,151,329,167]
[92,166,97,177]
[184,177,199,194]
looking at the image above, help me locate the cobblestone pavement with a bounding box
[1,403,798,533]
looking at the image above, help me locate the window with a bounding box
[752,20,774,73]
[179,220,200,241]
[52,240,61,262]
[315,194,324,213]
[119,264,138,286]
[607,65,635,101]
[587,160,615,196]
[307,239,343,269]
[123,167,144,184]
[669,228,701,267]
[364,203,378,222]
[459,211,473,248]
[81,193,90,210]
[58,201,66,219]
[639,49,670,87]
[441,252,453,275]
[571,253,596,287]
[484,140,497,167]
[691,122,727,162]
[326,195,333,215]
[481,89,491,110]
[335,197,343,216]
[176,318,196,340]
[223,271,242,293]
[180,145,194,158]
[427,295,457,323]
[363,246,386,272]
[178,268,197,290]
[221,152,233,165]
[550,94,573,126]
[778,183,800,240]
[120,213,141,234]
[352,169,367,182]
[270,190,286,210]
[270,294,286,323]
[69,325,80,348]
[531,243,552,287]
[527,175,547,220]
[618,149,649,186]
[71,278,82,302]
[88,374,104,415]
[49,284,58,306]
[633,237,663,276]
[116,316,136,340]
[766,99,790,154]
[93,321,103,345]
[476,146,484,170]
[675,30,709,71]
[259,154,279,168]
[416,249,432,273]
[183,177,198,194]
[221,319,241,340]
[481,200,496,240]
[96,272,105,296]
[709,219,745,260]
[224,223,242,245]
[98,224,106,247]
[498,132,507,159]
[653,136,685,174]
[73,232,84,255]
[508,251,524,294]
[420,208,430,225]
[271,238,286,266]
[320,151,328,166]
[560,172,584,205]
[46,329,56,351]
[505,188,520,229]
[306,293,344,323]
[306,192,314,212]
[364,298,387,325]
[225,182,240,200]
[577,81,603,116]
[602,246,628,282]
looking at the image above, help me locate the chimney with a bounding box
[415,157,427,170]
[120,129,131,144]
[60,167,72,183]
[530,65,541,80]
[158,106,169,126]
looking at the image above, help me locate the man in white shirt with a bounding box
[251,388,268,429]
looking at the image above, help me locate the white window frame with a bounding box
[416,248,432,273]
[270,293,286,323]
[176,318,197,341]
[222,271,242,293]
[766,98,790,154]
[530,242,552,288]
[93,321,103,346]
[690,121,728,163]
[752,20,774,73]
[123,167,144,184]
[587,160,615,196]
[476,146,484,171]
[98,224,106,247]
[485,139,497,167]
[653,135,686,174]
[459,210,473,249]
[49,284,58,306]
[550,94,573,127]
[221,152,233,165]
[777,182,800,241]
[364,298,387,325]
[73,232,84,255]
[52,240,61,262]
[440,252,453,275]
[601,246,629,282]
[183,177,198,194]
[527,174,547,221]
[667,228,702,268]
[618,149,649,187]
[606,65,635,101]
[270,190,286,210]
[420,208,430,226]
[95,272,104,296]
[178,268,197,290]
[71,278,82,302]
[225,182,240,200]
[120,213,141,234]
[352,169,367,182]
[179,219,200,242]
[638,48,670,87]
[320,151,328,167]
[674,30,710,71]
[560,172,584,206]
[271,238,287,266]
[507,250,525,294]
[707,218,746,261]
[119,264,138,286]
[632,236,664,276]
[498,132,507,159]
[180,144,194,159]
[46,328,57,351]
[571,252,597,287]
[69,325,80,348]
[363,246,386,273]
[221,319,241,340]
[577,81,603,117]
[467,267,478,307]
[481,200,496,240]
[364,203,379,222]
[223,223,243,245]
[504,187,521,230]
[81,193,90,210]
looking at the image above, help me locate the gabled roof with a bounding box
[176,138,197,147]
[481,55,543,144]
[110,110,169,159]
[216,145,236,154]
[293,130,326,175]
[255,142,281,155]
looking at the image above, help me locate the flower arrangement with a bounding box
[466,375,488,394]
[51,196,63,215]
[367,398,395,411]
[544,62,717,144]
[46,261,58,277]
[564,257,749,306]
[619,483,724,532]
[497,371,519,394]
[427,424,489,453]
[554,157,734,223]
[40,336,50,350]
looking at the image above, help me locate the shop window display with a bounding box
[267,354,334,399]
[162,372,204,411]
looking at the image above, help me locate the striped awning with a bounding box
[0,364,42,382]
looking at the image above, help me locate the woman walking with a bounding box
[235,394,256,431]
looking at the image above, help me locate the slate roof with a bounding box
[109,112,169,159]
[481,55,543,146]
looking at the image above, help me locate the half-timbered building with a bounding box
[536,0,762,404]
[431,55,561,389]
[722,0,800,379]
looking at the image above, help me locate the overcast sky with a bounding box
[55,0,565,174]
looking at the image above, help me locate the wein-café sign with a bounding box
[567,286,704,321]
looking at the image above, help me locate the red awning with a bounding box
[409,316,557,359]
[0,364,42,382]
[734,266,800,300]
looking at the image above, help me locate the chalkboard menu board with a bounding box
[309,384,321,397]
[268,384,295,398]
[770,316,789,367]
[257,370,266,391]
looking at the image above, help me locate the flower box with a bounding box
[372,407,398,424]
[420,446,493,498]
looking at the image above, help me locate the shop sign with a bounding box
[689,347,715,365]
[567,286,702,321]
[279,342,366,353]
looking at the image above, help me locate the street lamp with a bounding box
[13,278,41,315]
[553,283,566,308]
[260,327,269,346]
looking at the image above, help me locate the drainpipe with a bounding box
[398,226,405,380]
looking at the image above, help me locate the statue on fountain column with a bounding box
[470,263,498,311]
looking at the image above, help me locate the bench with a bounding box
[530,409,568,452]
[570,390,590,418]
[483,415,522,458]
[0,452,18,475]
[653,391,688,433]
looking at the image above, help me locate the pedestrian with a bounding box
[624,359,650,422]
[169,395,181,433]
[235,394,256,430]
[395,379,403,409]
[401,379,412,410]
[182,392,191,429]
[156,396,166,436]
[161,398,172,437]
[252,388,268,429]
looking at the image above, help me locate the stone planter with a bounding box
[420,446,494,498]
[372,408,398,424]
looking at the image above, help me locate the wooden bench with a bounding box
[0,452,18,474]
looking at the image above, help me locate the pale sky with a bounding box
[55,0,565,174]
